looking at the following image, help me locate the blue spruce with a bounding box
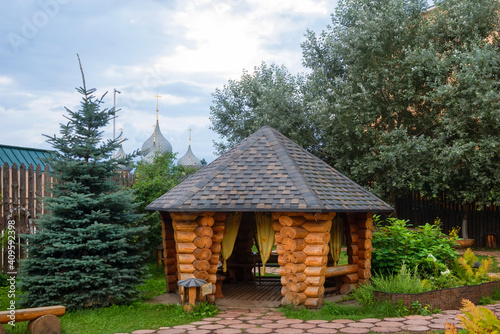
[19,58,147,310]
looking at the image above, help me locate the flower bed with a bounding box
[373,281,500,310]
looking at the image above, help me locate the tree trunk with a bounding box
[462,203,470,240]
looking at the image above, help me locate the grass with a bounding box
[0,264,217,334]
[281,300,409,321]
[59,303,205,334]
[2,249,497,332]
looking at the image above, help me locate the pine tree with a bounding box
[19,57,147,310]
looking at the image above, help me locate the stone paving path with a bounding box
[116,303,500,334]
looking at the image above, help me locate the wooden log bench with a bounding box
[0,305,66,334]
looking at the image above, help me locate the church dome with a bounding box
[143,141,160,164]
[178,145,202,168]
[141,120,172,156]
[115,145,133,172]
[115,145,126,159]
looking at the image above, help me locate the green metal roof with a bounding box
[0,144,53,168]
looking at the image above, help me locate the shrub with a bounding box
[352,263,430,306]
[452,248,493,286]
[132,152,189,253]
[426,271,463,290]
[192,302,219,318]
[371,263,431,294]
[445,299,500,333]
[478,296,494,305]
[351,283,374,306]
[372,215,458,277]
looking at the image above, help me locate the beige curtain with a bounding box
[255,212,275,275]
[221,212,241,272]
[330,215,343,266]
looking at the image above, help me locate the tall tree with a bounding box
[210,0,500,239]
[132,151,192,252]
[20,58,147,309]
[210,63,320,155]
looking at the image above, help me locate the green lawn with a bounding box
[0,264,217,334]
[281,300,413,321]
[59,303,206,334]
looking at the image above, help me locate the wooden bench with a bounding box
[253,253,280,284]
[0,305,66,334]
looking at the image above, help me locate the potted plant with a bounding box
[450,226,475,248]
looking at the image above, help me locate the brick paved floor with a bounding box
[114,303,500,334]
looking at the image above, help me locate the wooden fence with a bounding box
[396,193,500,248]
[0,162,53,273]
[0,162,136,273]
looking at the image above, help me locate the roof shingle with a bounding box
[146,126,393,213]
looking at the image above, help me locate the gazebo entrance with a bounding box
[218,211,348,303]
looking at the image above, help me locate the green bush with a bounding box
[478,296,494,305]
[192,302,219,318]
[371,263,431,294]
[352,263,430,306]
[351,283,374,306]
[372,215,458,277]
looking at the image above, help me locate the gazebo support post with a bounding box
[170,212,225,303]
[274,212,374,308]
[356,213,373,285]
[160,212,177,292]
[274,212,336,309]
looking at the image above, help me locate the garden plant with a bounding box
[352,216,498,314]
[371,215,458,277]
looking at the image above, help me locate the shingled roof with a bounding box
[146,126,393,213]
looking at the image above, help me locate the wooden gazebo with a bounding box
[146,126,393,308]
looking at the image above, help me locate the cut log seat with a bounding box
[0,305,66,334]
[0,305,65,324]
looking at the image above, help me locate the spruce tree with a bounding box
[19,58,147,310]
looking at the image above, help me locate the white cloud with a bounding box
[153,0,325,78]
[248,0,329,14]
[0,76,13,86]
[0,0,338,162]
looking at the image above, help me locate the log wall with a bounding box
[274,212,336,309]
[169,212,225,302]
[346,212,373,286]
[160,212,177,292]
[274,212,374,308]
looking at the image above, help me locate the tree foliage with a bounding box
[132,152,194,252]
[19,60,147,310]
[210,63,320,155]
[209,0,500,208]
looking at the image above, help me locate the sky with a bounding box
[0,0,339,164]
